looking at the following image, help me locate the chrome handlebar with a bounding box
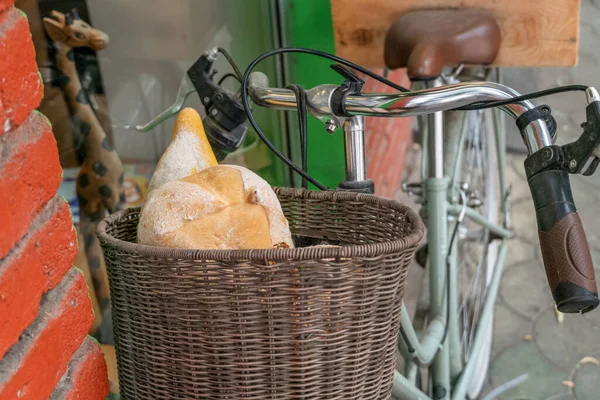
[248,72,552,154]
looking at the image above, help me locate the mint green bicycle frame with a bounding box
[391,87,511,400]
[247,68,555,399]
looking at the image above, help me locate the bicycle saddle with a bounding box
[384,9,501,80]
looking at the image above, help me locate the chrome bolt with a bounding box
[203,97,210,104]
[325,119,338,134]
[570,159,577,169]
[211,109,218,116]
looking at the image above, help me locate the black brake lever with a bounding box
[562,97,600,176]
[524,90,600,178]
[186,49,248,161]
[134,48,248,160]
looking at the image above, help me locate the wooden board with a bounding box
[101,345,119,383]
[331,0,580,68]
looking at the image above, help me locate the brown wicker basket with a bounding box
[97,187,424,400]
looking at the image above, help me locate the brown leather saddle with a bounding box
[384,9,501,80]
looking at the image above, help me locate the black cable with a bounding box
[440,218,460,347]
[240,47,413,190]
[286,84,309,189]
[241,51,342,190]
[399,327,415,353]
[455,85,589,110]
[217,72,241,86]
[217,47,243,80]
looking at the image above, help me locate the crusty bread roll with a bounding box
[138,165,294,249]
[138,107,293,250]
[146,107,218,195]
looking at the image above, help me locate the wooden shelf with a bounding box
[331,0,580,68]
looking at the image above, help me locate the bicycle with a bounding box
[135,9,600,400]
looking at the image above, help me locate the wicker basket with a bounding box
[97,188,424,400]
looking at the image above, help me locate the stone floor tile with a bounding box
[510,199,539,246]
[504,155,531,205]
[499,260,554,320]
[490,342,570,400]
[573,362,600,400]
[533,308,600,370]
[492,301,532,358]
[504,239,537,269]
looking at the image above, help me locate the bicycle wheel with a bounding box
[444,104,502,399]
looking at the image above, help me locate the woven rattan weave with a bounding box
[97,188,424,399]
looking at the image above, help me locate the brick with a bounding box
[0,268,93,399]
[0,111,62,259]
[50,337,109,400]
[0,196,77,359]
[0,6,43,133]
[0,0,14,13]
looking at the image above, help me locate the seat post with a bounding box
[427,79,444,178]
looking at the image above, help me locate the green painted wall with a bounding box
[226,0,290,187]
[192,0,345,189]
[280,0,346,190]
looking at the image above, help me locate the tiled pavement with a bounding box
[486,155,600,400]
[396,151,600,400]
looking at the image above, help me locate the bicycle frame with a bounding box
[391,81,511,400]
[247,73,551,400]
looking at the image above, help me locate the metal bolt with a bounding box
[542,148,552,158]
[542,107,550,114]
[214,93,223,102]
[203,97,210,104]
[570,159,578,169]
[211,109,218,116]
[325,119,338,134]
[432,385,447,400]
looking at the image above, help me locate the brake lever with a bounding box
[564,88,600,176]
[524,87,600,178]
[135,74,196,132]
[134,47,248,160]
[135,48,221,132]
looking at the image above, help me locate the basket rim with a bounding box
[97,187,424,261]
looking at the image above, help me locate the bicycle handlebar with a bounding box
[248,71,599,313]
[248,72,552,152]
[524,93,600,313]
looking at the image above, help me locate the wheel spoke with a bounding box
[455,109,498,365]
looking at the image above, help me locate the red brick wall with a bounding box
[0,2,109,398]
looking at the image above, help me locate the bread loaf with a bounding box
[138,165,293,249]
[138,107,293,250]
[146,107,217,195]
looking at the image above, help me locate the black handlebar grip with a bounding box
[528,169,599,313]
